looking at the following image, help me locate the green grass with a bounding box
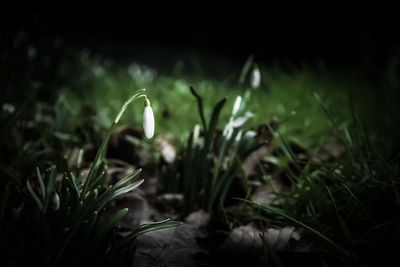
[1,89,181,266]
[54,51,368,149]
[245,98,400,265]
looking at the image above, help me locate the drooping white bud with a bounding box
[251,67,261,89]
[245,130,257,139]
[193,124,202,147]
[232,96,242,115]
[225,126,234,139]
[2,103,15,114]
[143,98,155,139]
[52,192,60,211]
[235,130,243,142]
[231,112,253,128]
[160,140,176,164]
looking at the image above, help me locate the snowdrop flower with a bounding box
[224,125,234,139]
[245,130,257,139]
[27,45,37,60]
[160,140,176,163]
[2,103,15,114]
[51,192,60,211]
[235,130,243,142]
[251,66,261,89]
[193,124,203,147]
[232,96,242,116]
[143,98,155,139]
[231,111,253,128]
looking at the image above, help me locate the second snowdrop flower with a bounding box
[232,96,242,116]
[251,66,261,89]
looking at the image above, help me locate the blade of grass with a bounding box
[27,180,43,210]
[204,97,227,149]
[44,165,57,211]
[112,179,144,199]
[36,167,46,202]
[90,208,129,246]
[340,182,371,219]
[121,219,182,246]
[82,89,146,197]
[240,199,351,257]
[239,55,254,84]
[324,184,353,243]
[190,86,207,132]
[114,168,142,188]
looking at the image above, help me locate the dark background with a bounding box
[1,10,399,75]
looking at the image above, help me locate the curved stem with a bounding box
[115,89,146,123]
[82,89,147,197]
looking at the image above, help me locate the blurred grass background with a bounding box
[2,30,398,156]
[3,11,399,153]
[53,50,381,150]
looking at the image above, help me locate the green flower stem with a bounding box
[81,89,147,197]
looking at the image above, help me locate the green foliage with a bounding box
[5,90,181,266]
[245,95,400,265]
[53,50,362,148]
[160,86,259,213]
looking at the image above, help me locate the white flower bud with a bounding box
[232,96,242,115]
[231,112,253,128]
[52,193,60,211]
[160,140,176,164]
[225,126,234,139]
[251,67,261,89]
[193,124,203,147]
[143,99,155,139]
[2,103,15,114]
[235,130,244,143]
[245,130,257,138]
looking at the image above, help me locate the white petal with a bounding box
[2,103,15,113]
[235,130,243,142]
[251,68,261,89]
[232,96,242,115]
[143,106,155,138]
[52,193,60,211]
[160,140,176,163]
[225,126,234,139]
[245,130,257,138]
[232,112,253,128]
[193,124,203,147]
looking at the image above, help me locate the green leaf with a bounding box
[120,219,182,247]
[190,86,207,132]
[81,211,99,243]
[27,180,43,211]
[64,173,80,198]
[36,167,46,202]
[114,169,142,188]
[90,208,129,246]
[94,187,116,212]
[77,149,84,169]
[239,55,254,84]
[44,165,57,212]
[204,97,227,153]
[69,172,80,197]
[208,98,227,138]
[82,89,146,197]
[183,131,194,202]
[112,179,144,199]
